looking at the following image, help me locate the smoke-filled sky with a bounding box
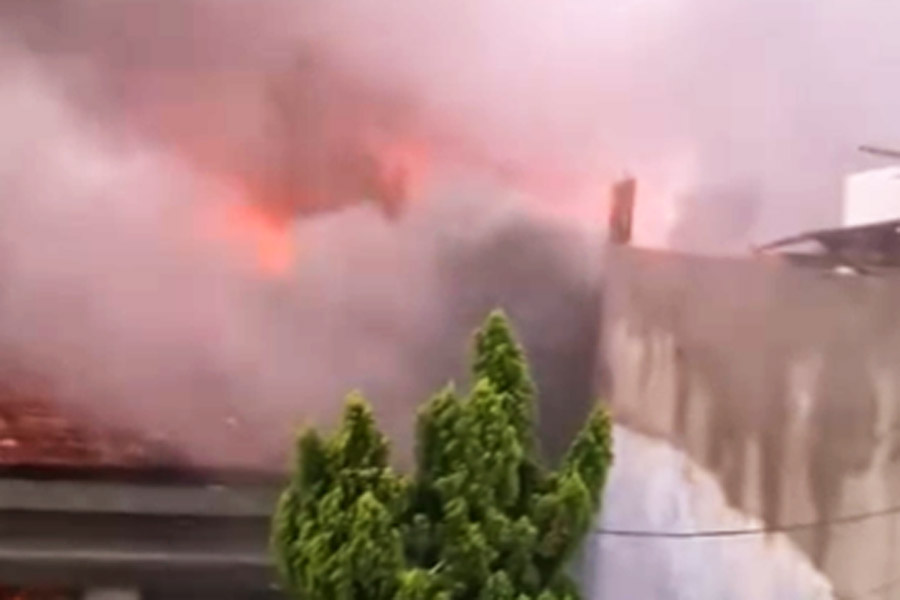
[0,0,899,465]
[287,0,900,248]
[6,0,900,244]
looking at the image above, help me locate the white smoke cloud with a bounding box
[13,0,900,245]
[296,0,900,247]
[0,34,452,466]
[1,0,900,465]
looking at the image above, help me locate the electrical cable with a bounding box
[592,504,900,598]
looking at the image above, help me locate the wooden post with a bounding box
[609,177,636,245]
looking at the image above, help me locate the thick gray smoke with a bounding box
[0,0,899,466]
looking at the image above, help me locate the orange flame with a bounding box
[190,129,432,278]
[219,202,295,277]
[196,182,296,279]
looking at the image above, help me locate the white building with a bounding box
[842,166,900,227]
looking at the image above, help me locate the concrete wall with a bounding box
[601,247,900,598]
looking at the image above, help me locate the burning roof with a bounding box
[0,376,179,474]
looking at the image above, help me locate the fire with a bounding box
[220,202,295,277]
[191,133,431,279]
[197,183,296,278]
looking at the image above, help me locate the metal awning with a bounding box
[754,218,900,271]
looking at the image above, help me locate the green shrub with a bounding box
[272,310,613,600]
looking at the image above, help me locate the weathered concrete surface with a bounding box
[578,427,833,600]
[601,246,900,598]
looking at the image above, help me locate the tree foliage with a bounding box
[272,394,408,600]
[272,309,614,600]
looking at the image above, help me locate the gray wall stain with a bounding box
[601,247,900,593]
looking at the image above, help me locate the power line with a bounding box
[595,509,900,599]
[592,502,900,539]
